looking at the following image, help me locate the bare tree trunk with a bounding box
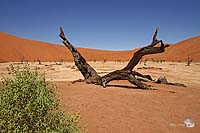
[186,55,192,66]
[59,27,169,89]
[59,28,101,84]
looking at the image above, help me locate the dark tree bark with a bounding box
[59,28,101,84]
[59,27,169,89]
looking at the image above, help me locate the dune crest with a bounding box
[0,32,199,62]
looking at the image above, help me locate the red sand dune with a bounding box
[144,36,200,62]
[0,32,199,62]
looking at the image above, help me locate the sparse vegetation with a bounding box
[37,59,41,65]
[0,66,81,132]
[20,56,25,64]
[60,59,64,64]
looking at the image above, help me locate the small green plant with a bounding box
[0,66,81,132]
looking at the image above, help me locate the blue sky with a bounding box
[0,0,199,50]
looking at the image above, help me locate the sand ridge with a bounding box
[0,32,199,62]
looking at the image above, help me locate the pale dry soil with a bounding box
[0,61,200,133]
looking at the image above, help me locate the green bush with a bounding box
[0,66,81,132]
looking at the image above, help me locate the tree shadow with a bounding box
[71,80,157,90]
[106,84,151,90]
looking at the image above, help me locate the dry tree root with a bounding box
[155,76,186,87]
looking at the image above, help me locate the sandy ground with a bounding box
[1,61,200,132]
[1,61,199,87]
[57,81,200,133]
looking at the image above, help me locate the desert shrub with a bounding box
[0,66,81,132]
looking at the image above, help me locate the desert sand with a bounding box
[0,32,200,62]
[0,32,200,132]
[0,61,200,133]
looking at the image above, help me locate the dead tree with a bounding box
[20,56,25,64]
[186,55,192,66]
[59,27,169,89]
[37,59,41,65]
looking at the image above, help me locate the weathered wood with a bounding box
[59,27,169,89]
[122,28,169,71]
[100,70,152,89]
[100,28,169,89]
[155,76,186,87]
[59,27,101,84]
[186,55,192,66]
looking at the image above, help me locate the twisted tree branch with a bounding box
[59,27,169,89]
